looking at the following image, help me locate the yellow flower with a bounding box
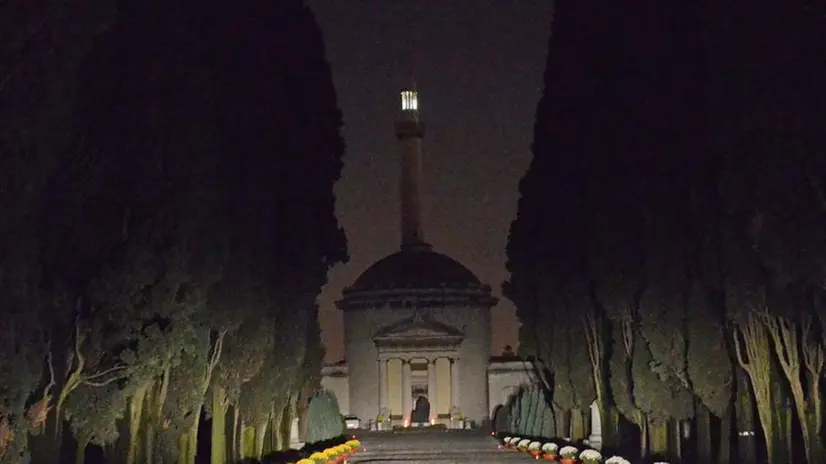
[309,452,326,461]
[297,460,314,464]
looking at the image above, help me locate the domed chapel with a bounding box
[321,89,533,429]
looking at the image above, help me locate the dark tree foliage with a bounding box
[507,1,825,462]
[0,0,347,462]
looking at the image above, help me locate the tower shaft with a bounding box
[395,89,427,249]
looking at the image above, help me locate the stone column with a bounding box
[402,360,412,425]
[427,358,438,423]
[378,359,388,420]
[450,358,460,416]
[588,400,603,450]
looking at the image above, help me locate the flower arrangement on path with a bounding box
[579,449,602,464]
[541,442,558,461]
[528,441,542,457]
[559,445,578,464]
[345,439,361,454]
[605,456,631,464]
[518,438,531,451]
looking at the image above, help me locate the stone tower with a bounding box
[395,88,427,249]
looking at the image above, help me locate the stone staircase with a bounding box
[349,430,529,464]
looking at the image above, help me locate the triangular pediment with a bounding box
[373,312,463,341]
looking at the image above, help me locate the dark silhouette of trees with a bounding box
[506,2,826,463]
[0,0,346,462]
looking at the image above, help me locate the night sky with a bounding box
[307,1,552,362]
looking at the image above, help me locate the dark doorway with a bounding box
[411,395,431,423]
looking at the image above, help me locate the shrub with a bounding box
[305,390,344,444]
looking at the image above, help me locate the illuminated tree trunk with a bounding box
[570,409,587,441]
[554,405,568,440]
[127,386,147,464]
[230,406,240,462]
[285,393,299,447]
[647,418,669,458]
[582,309,614,447]
[76,438,88,464]
[254,421,268,459]
[764,313,810,463]
[178,408,201,464]
[241,423,256,459]
[144,385,155,464]
[733,314,776,462]
[211,388,228,464]
[638,411,648,458]
[764,313,825,464]
[263,413,276,455]
[273,406,286,451]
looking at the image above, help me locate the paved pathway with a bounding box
[349,429,529,464]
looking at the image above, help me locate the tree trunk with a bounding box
[670,419,682,463]
[806,406,825,464]
[273,407,285,451]
[554,406,567,440]
[696,404,713,462]
[733,318,775,463]
[648,418,669,459]
[735,369,756,464]
[571,409,586,441]
[772,401,792,464]
[183,409,201,464]
[599,403,617,449]
[211,388,227,464]
[638,411,648,458]
[231,406,240,463]
[264,413,276,455]
[717,408,732,464]
[144,385,155,464]
[255,422,268,459]
[76,438,88,464]
[241,424,256,459]
[127,386,147,464]
[288,393,300,445]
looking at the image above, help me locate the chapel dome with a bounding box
[349,246,481,291]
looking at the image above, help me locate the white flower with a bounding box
[518,439,531,449]
[528,441,541,450]
[605,457,631,464]
[503,436,511,443]
[541,442,558,453]
[507,436,520,444]
[559,445,578,458]
[579,449,603,462]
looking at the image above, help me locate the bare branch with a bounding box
[44,348,56,397]
[83,376,123,388]
[83,365,126,382]
[733,326,749,368]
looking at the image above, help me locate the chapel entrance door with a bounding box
[411,395,431,424]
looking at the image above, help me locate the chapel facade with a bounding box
[323,89,531,429]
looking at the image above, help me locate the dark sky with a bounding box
[307,1,552,362]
